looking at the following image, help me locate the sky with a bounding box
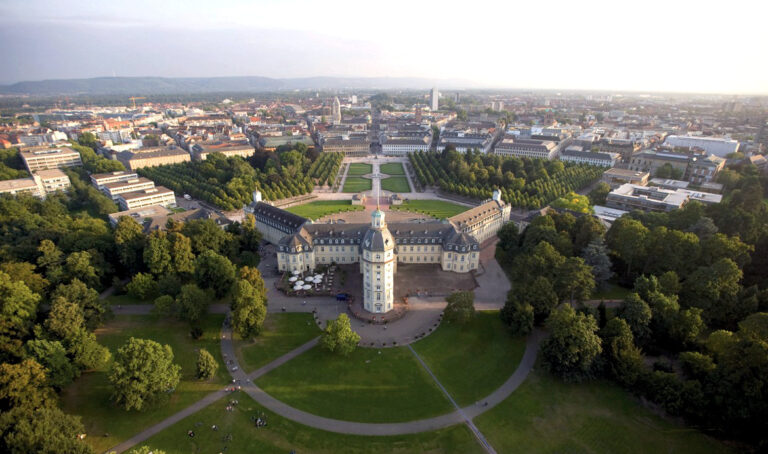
[1,0,767,94]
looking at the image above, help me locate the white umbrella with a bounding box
[315,277,323,283]
[293,284,302,290]
[289,276,298,282]
[302,284,311,290]
[314,274,323,279]
[292,270,300,275]
[296,280,304,286]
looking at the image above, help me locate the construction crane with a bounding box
[129,96,146,109]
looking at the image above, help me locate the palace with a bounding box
[246,191,511,314]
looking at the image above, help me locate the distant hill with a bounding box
[0,76,477,95]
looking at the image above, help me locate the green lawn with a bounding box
[104,294,149,306]
[380,162,405,175]
[255,345,454,422]
[474,367,732,454]
[412,311,526,406]
[591,282,632,300]
[391,199,470,219]
[60,314,227,453]
[347,163,373,175]
[381,176,411,193]
[234,313,320,373]
[139,391,483,454]
[285,200,364,220]
[342,177,372,193]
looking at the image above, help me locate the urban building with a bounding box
[606,183,721,213]
[0,177,43,198]
[0,169,71,198]
[663,135,739,157]
[101,177,156,200]
[601,168,650,188]
[437,132,493,154]
[321,138,370,156]
[430,87,439,111]
[109,206,230,232]
[191,142,254,161]
[381,137,431,155]
[20,147,82,172]
[116,147,191,170]
[90,171,140,190]
[494,137,557,160]
[332,97,342,125]
[628,149,725,185]
[559,146,618,167]
[116,186,176,210]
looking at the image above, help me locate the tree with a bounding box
[2,406,92,454]
[51,279,104,329]
[500,296,534,336]
[231,280,267,339]
[109,337,181,411]
[0,359,55,414]
[68,328,111,370]
[194,250,236,298]
[541,305,602,381]
[64,251,100,288]
[588,182,611,206]
[0,262,48,296]
[25,339,78,388]
[606,217,649,278]
[45,297,85,341]
[444,291,475,324]
[168,232,195,275]
[114,216,145,272]
[573,215,606,254]
[175,283,209,324]
[551,191,591,214]
[125,272,157,300]
[600,318,644,386]
[519,276,559,323]
[143,231,173,276]
[682,258,743,327]
[196,348,218,380]
[581,237,613,288]
[320,313,360,355]
[128,447,166,454]
[555,257,596,304]
[617,293,653,346]
[153,295,176,317]
[0,272,41,360]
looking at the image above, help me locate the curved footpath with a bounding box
[107,308,543,453]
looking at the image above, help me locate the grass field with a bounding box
[342,176,372,193]
[285,200,364,220]
[591,282,633,300]
[413,311,526,406]
[139,392,483,454]
[391,199,469,219]
[104,294,149,306]
[255,345,454,422]
[380,162,405,175]
[381,176,411,193]
[474,367,732,454]
[60,314,227,453]
[347,163,372,175]
[234,313,320,373]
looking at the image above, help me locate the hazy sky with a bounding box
[2,0,767,94]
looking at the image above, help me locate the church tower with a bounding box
[361,205,395,313]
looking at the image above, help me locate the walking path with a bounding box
[337,162,351,193]
[408,345,497,454]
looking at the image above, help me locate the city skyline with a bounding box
[2,0,767,95]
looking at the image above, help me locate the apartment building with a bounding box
[494,137,557,160]
[191,142,255,161]
[117,186,176,210]
[102,177,156,200]
[90,171,140,190]
[20,147,82,172]
[559,146,618,167]
[116,147,191,170]
[601,168,650,189]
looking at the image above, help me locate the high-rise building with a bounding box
[332,97,342,124]
[430,87,439,111]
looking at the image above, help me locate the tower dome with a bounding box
[361,206,395,313]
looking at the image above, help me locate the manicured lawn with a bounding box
[391,199,470,219]
[234,312,320,373]
[140,391,483,454]
[591,281,632,300]
[60,314,227,453]
[381,176,411,193]
[474,367,732,454]
[285,200,364,220]
[380,162,405,175]
[342,176,372,193]
[255,345,454,422]
[347,163,372,175]
[105,293,149,306]
[412,311,526,406]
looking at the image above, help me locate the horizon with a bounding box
[2,0,767,95]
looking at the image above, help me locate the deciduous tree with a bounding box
[321,314,360,356]
[109,337,181,411]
